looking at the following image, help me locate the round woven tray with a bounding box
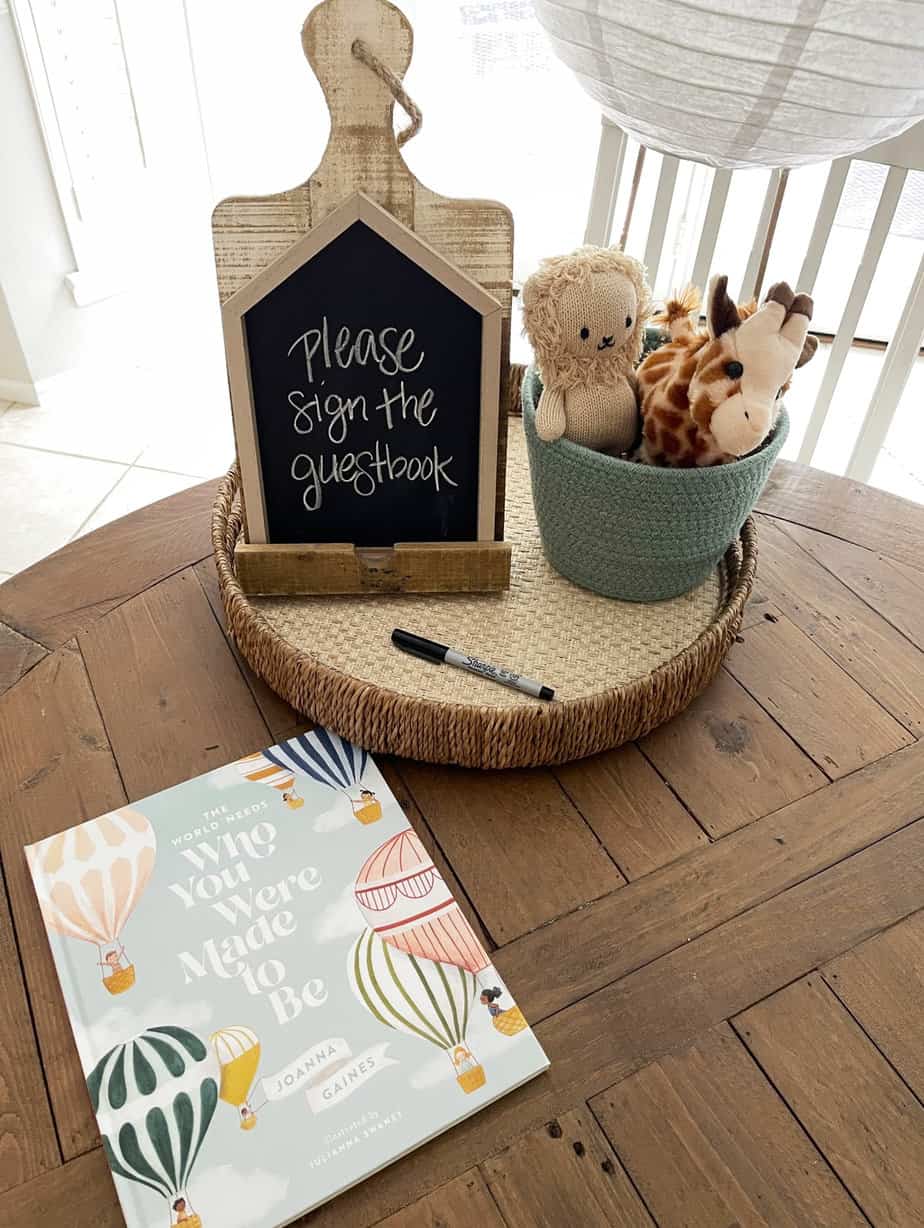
[212,385,757,769]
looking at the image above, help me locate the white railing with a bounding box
[584,118,924,484]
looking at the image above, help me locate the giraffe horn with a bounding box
[707,274,740,339]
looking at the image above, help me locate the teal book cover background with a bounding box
[26,730,549,1228]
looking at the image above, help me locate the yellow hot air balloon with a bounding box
[210,1026,261,1130]
[27,807,156,995]
[235,752,304,810]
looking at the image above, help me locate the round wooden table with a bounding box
[1,459,923,1228]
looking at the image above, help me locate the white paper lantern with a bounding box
[532,0,924,168]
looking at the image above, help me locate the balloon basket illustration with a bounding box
[27,807,156,995]
[102,962,136,995]
[456,1064,487,1094]
[492,1006,528,1037]
[241,1113,258,1132]
[352,795,383,825]
[86,1025,218,1227]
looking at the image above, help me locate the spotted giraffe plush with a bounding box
[636,275,818,466]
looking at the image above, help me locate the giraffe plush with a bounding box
[637,275,818,466]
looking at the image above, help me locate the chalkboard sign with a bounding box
[223,193,503,548]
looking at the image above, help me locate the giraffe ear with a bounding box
[707,274,740,339]
[796,334,818,368]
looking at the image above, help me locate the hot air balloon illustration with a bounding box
[354,829,527,1036]
[264,730,382,825]
[235,751,304,810]
[27,807,156,994]
[210,1026,261,1130]
[355,829,488,971]
[86,1025,218,1227]
[350,928,486,1093]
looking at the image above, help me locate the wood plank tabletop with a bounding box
[1,457,923,1227]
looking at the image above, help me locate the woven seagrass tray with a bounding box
[212,372,757,769]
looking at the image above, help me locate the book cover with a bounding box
[25,729,549,1227]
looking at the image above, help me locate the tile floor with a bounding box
[1,342,922,581]
[0,365,235,577]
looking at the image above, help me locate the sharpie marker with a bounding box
[391,628,555,701]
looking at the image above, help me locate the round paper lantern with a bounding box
[532,1,924,168]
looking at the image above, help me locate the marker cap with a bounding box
[391,628,448,664]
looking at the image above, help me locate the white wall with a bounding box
[0,5,141,398]
[0,282,31,400]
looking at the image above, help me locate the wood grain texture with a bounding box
[498,737,924,1021]
[726,607,913,778]
[482,1108,653,1227]
[10,810,924,1228]
[233,540,512,595]
[0,870,59,1193]
[79,569,270,798]
[302,812,924,1228]
[0,644,126,1158]
[0,619,46,696]
[193,558,305,741]
[641,667,825,836]
[777,519,924,651]
[373,1169,505,1228]
[0,480,217,649]
[592,1024,864,1228]
[554,745,707,879]
[0,1148,120,1228]
[752,515,924,733]
[735,976,924,1227]
[399,763,624,944]
[758,458,923,567]
[822,909,924,1099]
[212,0,513,540]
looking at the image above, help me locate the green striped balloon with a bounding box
[86,1025,218,1207]
[349,927,477,1051]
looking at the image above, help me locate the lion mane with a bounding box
[521,246,651,391]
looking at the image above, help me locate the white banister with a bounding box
[797,158,850,295]
[847,250,924,482]
[739,168,788,303]
[643,154,679,290]
[797,164,908,465]
[690,168,732,294]
[584,118,627,246]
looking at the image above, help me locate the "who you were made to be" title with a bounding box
[284,318,459,513]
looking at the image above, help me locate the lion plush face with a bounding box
[521,246,651,392]
[556,270,638,362]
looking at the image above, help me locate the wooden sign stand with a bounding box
[212,0,514,596]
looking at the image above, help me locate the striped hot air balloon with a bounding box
[235,751,304,810]
[210,1025,261,1130]
[350,928,485,1094]
[87,1025,218,1227]
[27,807,156,994]
[264,731,381,824]
[354,829,490,975]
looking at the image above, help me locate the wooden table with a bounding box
[1,459,923,1228]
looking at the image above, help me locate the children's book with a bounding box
[26,730,549,1228]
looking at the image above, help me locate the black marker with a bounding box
[391,629,555,701]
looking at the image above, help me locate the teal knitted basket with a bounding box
[522,365,788,601]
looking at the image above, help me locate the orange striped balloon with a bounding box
[355,829,490,974]
[235,752,304,809]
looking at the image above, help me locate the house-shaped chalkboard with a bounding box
[222,192,504,553]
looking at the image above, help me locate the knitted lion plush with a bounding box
[522,246,651,452]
